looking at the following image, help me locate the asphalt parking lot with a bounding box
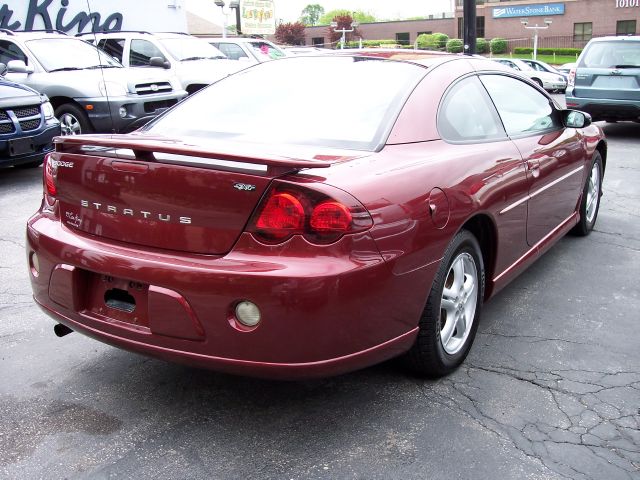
[1,117,639,480]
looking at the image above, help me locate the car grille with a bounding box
[135,82,173,95]
[13,105,41,118]
[0,110,15,134]
[143,99,178,114]
[0,105,43,134]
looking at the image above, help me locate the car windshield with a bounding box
[26,38,122,72]
[159,37,226,61]
[579,41,640,68]
[147,57,425,151]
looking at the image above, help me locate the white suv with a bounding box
[206,37,286,65]
[84,31,245,94]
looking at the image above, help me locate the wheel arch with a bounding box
[595,140,607,174]
[48,96,83,111]
[458,213,497,300]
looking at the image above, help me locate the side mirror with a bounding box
[0,63,6,76]
[149,56,171,69]
[7,60,34,74]
[563,110,592,128]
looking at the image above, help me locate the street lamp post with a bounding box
[214,0,227,38]
[330,18,359,50]
[213,0,241,37]
[521,18,553,60]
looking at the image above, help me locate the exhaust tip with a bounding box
[54,323,73,337]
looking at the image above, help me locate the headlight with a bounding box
[98,81,128,97]
[42,101,54,119]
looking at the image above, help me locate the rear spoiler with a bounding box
[54,134,337,175]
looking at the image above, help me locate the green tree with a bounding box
[300,4,325,26]
[318,9,376,25]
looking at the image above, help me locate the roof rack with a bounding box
[77,30,152,36]
[0,28,16,36]
[15,29,68,35]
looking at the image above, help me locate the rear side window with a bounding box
[130,39,166,67]
[481,74,561,137]
[438,76,506,142]
[98,38,125,63]
[579,41,640,68]
[215,42,248,60]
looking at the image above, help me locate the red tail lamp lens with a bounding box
[44,155,56,196]
[255,192,305,234]
[310,201,352,232]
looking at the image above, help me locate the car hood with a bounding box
[0,78,40,96]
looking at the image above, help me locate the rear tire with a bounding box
[571,152,603,236]
[402,230,485,377]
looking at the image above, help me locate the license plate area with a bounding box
[9,137,35,156]
[84,273,149,328]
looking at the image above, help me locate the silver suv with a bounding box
[0,30,187,135]
[566,36,640,122]
[84,31,244,95]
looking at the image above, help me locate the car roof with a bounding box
[587,35,640,43]
[207,37,277,44]
[0,30,72,40]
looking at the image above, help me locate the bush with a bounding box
[490,37,507,54]
[476,38,488,54]
[513,47,582,56]
[344,39,397,48]
[446,38,464,53]
[417,32,449,50]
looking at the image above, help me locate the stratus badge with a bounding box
[234,183,256,192]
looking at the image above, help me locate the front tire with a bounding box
[402,230,485,377]
[571,152,603,236]
[55,103,93,136]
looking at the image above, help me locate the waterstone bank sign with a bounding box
[0,0,188,35]
[615,0,639,7]
[493,3,566,18]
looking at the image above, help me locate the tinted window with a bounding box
[438,76,506,142]
[147,57,425,151]
[130,39,166,67]
[98,38,125,63]
[0,40,28,65]
[215,42,248,60]
[481,75,561,136]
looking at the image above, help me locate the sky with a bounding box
[186,0,454,25]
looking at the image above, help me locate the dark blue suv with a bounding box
[0,63,59,168]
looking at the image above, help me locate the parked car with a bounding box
[493,58,567,92]
[0,30,187,135]
[557,62,576,75]
[566,36,640,122]
[0,63,59,168]
[284,46,332,56]
[84,31,245,94]
[521,58,569,81]
[206,37,286,65]
[27,53,606,380]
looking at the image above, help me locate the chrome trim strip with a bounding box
[499,165,584,215]
[493,212,577,283]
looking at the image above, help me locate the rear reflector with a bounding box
[310,201,352,232]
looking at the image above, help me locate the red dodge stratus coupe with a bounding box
[27,52,606,379]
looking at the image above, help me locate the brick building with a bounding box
[303,0,640,49]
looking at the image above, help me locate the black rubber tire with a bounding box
[402,230,485,377]
[55,103,93,136]
[571,152,603,237]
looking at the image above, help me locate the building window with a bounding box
[573,22,592,42]
[617,20,637,35]
[396,32,410,45]
[458,16,485,38]
[418,31,432,36]
[312,37,324,46]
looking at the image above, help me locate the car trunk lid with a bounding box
[51,134,360,255]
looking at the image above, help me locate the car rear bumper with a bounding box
[0,121,60,167]
[26,214,433,379]
[565,95,640,121]
[77,90,187,133]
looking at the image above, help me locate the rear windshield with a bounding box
[146,57,425,151]
[579,41,640,68]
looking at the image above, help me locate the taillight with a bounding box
[248,182,373,244]
[44,154,56,197]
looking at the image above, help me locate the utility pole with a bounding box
[463,0,477,55]
[521,18,553,60]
